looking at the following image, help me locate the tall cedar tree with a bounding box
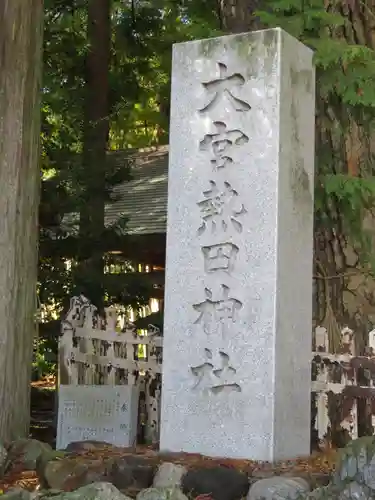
[0,0,43,441]
[75,0,111,311]
[39,1,155,329]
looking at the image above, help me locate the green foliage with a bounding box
[256,0,375,269]
[40,1,144,312]
[38,0,220,358]
[108,0,221,148]
[32,338,56,380]
[315,175,375,255]
[39,0,375,346]
[255,0,375,110]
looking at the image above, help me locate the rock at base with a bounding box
[339,481,373,500]
[0,488,31,500]
[47,482,132,500]
[136,487,188,500]
[334,436,375,491]
[41,457,112,491]
[181,466,249,500]
[8,439,52,471]
[36,450,68,489]
[152,463,186,489]
[248,476,310,500]
[111,456,157,491]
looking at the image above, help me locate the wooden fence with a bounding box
[59,295,162,444]
[312,325,375,448]
[59,295,375,447]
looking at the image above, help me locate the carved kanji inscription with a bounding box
[199,121,249,170]
[202,242,239,274]
[197,180,246,235]
[193,284,242,336]
[199,62,251,114]
[191,348,241,394]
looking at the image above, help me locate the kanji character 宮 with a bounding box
[199,121,249,170]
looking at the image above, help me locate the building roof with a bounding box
[105,146,168,235]
[61,146,169,238]
[106,146,168,236]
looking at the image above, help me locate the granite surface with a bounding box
[57,385,139,450]
[160,28,315,461]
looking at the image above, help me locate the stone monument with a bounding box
[57,385,138,450]
[160,28,315,461]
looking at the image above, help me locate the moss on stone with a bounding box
[198,37,221,58]
[290,67,313,94]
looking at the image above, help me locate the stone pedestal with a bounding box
[160,28,315,461]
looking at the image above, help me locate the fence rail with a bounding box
[59,295,375,447]
[312,325,375,448]
[59,295,162,443]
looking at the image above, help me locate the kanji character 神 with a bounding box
[193,284,242,336]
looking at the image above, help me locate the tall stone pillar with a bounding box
[160,28,315,461]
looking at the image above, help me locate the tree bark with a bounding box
[0,0,43,442]
[76,0,111,310]
[313,0,375,341]
[218,0,261,32]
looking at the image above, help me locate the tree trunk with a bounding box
[218,0,261,32]
[0,0,43,442]
[313,0,375,344]
[76,0,111,310]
